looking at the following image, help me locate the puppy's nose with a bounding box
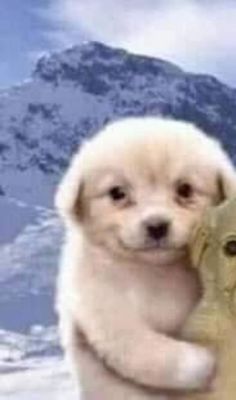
[146,220,169,241]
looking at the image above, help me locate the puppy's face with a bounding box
[57,118,236,265]
[80,164,219,265]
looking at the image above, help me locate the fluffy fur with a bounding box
[55,117,236,399]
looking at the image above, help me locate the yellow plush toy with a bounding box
[182,197,236,400]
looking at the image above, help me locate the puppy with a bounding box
[55,117,236,399]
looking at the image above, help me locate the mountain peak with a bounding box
[33,41,183,86]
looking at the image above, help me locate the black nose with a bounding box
[146,221,169,241]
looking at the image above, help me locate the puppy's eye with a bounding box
[176,182,193,199]
[223,240,236,257]
[109,186,127,202]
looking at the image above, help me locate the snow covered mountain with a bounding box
[1,41,236,206]
[0,200,62,332]
[1,41,236,397]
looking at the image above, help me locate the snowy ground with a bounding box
[0,357,76,400]
[0,327,78,399]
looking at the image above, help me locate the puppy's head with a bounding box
[56,117,236,265]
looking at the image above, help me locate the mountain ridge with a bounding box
[1,41,236,205]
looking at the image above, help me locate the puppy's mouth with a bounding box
[117,237,185,254]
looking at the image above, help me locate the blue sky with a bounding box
[1,0,236,89]
[0,0,49,88]
[0,0,84,88]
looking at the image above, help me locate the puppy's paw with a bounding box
[175,345,216,391]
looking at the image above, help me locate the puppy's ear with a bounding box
[217,154,236,202]
[190,212,214,268]
[55,154,84,222]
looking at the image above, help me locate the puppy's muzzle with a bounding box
[144,218,170,243]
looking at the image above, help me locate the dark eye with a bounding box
[109,186,127,202]
[223,240,236,257]
[176,182,193,199]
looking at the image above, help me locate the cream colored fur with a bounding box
[55,117,236,400]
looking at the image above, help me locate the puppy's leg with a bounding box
[76,308,215,393]
[61,316,168,400]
